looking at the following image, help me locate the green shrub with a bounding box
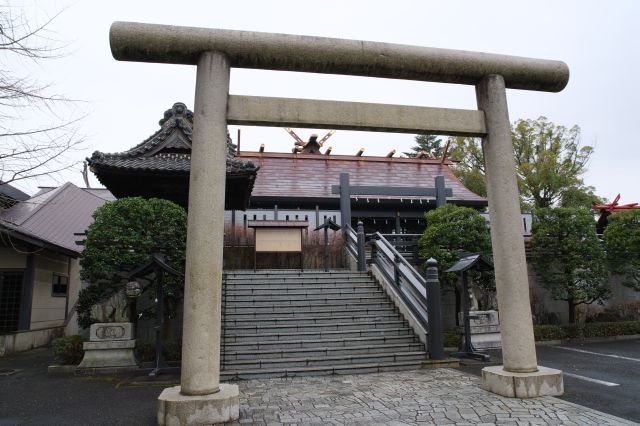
[582,321,640,338]
[533,325,566,341]
[78,197,187,329]
[443,330,462,347]
[52,335,84,365]
[533,321,640,341]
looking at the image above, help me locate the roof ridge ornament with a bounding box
[159,102,193,126]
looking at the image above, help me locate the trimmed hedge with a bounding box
[52,335,84,365]
[534,321,640,341]
[533,325,567,341]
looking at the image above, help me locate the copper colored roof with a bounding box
[238,151,486,207]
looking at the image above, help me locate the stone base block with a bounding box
[157,384,239,425]
[482,365,563,398]
[469,332,502,350]
[77,339,137,372]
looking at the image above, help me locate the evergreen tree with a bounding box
[404,134,444,158]
[604,209,640,291]
[531,208,610,323]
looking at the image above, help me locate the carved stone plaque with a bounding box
[89,322,134,341]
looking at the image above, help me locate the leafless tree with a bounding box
[0,3,85,196]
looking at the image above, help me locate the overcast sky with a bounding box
[8,0,640,206]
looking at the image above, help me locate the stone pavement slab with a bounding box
[228,368,637,425]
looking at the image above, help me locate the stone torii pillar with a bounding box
[156,52,240,424]
[109,22,568,424]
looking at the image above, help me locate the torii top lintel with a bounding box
[109,22,569,93]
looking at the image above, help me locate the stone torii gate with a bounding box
[109,22,568,425]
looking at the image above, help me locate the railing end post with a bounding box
[425,257,445,360]
[356,221,366,272]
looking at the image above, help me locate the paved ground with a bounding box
[1,347,637,425]
[458,339,640,423]
[228,368,635,425]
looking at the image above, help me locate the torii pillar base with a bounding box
[482,366,563,398]
[157,385,239,426]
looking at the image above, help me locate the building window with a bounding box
[52,274,68,297]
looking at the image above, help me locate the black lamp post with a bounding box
[313,218,341,272]
[445,253,493,361]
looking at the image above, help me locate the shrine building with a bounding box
[87,102,487,236]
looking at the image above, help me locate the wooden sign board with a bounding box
[255,228,302,252]
[247,220,309,270]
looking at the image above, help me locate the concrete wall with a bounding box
[0,326,64,357]
[0,246,27,269]
[30,251,69,330]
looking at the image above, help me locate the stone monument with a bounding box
[76,322,137,374]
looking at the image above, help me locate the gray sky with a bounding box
[9,0,640,206]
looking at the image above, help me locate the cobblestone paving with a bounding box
[229,368,636,425]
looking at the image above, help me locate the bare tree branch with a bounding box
[0,3,85,189]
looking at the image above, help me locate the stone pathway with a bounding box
[229,368,636,425]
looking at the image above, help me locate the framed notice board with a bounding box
[247,220,309,270]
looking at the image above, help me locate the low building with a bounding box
[0,183,113,355]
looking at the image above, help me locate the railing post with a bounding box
[393,253,401,287]
[425,258,445,360]
[370,234,378,266]
[356,221,366,272]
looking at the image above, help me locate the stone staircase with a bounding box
[221,270,427,380]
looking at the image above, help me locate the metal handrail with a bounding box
[370,232,428,330]
[344,224,359,258]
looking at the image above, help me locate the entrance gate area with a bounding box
[109,22,569,423]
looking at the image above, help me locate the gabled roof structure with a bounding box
[0,183,111,256]
[87,102,259,210]
[238,151,486,211]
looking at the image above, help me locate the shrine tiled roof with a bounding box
[87,102,258,177]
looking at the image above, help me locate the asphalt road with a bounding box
[0,348,161,426]
[457,338,640,423]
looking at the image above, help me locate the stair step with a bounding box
[223,307,397,320]
[220,269,425,380]
[224,320,406,335]
[224,327,413,343]
[224,301,392,313]
[223,335,418,352]
[223,291,383,302]
[222,351,426,369]
[225,285,380,295]
[220,360,424,380]
[225,279,374,286]
[226,270,365,277]
[223,313,402,327]
[222,343,425,360]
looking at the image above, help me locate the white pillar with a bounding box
[476,74,537,373]
[181,51,230,395]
